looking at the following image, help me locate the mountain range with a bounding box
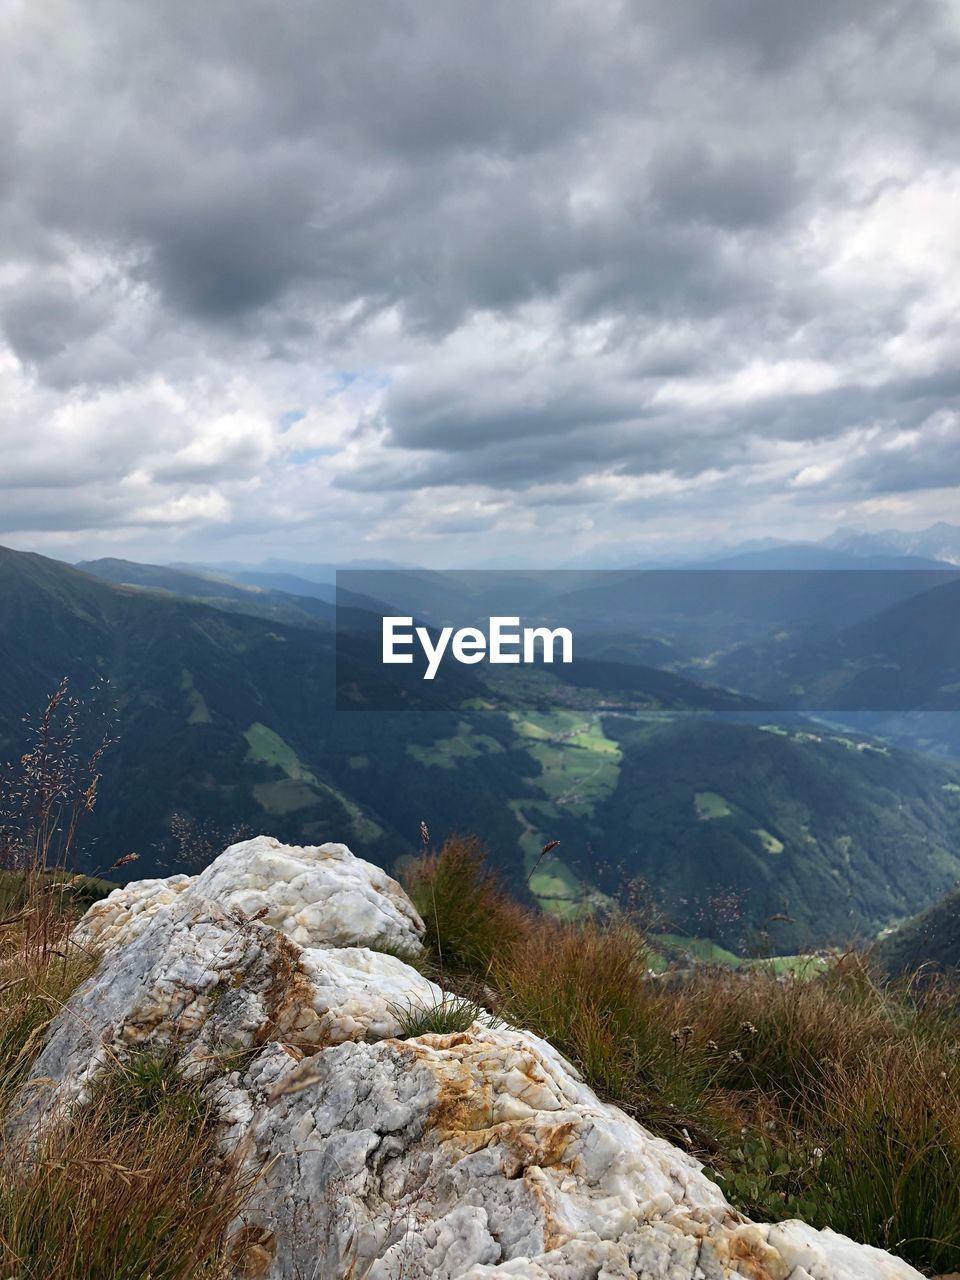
[3,541,960,953]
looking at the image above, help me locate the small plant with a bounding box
[707,1134,824,1222]
[804,1051,960,1273]
[103,1052,207,1130]
[391,992,488,1039]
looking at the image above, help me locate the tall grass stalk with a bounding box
[0,679,115,963]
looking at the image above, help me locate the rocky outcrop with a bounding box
[6,837,924,1279]
[72,835,425,955]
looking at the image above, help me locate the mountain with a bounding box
[649,524,960,569]
[183,557,419,586]
[77,558,266,600]
[587,715,960,951]
[789,576,960,712]
[77,557,336,627]
[692,546,952,570]
[210,570,338,601]
[0,547,757,884]
[824,522,960,566]
[695,575,960,758]
[534,566,959,655]
[0,547,372,871]
[873,881,960,977]
[3,544,960,951]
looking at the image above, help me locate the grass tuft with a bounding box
[391,992,489,1039]
[402,835,533,978]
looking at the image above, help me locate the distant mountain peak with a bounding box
[822,522,960,566]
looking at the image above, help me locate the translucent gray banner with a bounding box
[334,568,960,714]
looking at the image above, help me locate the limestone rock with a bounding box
[217,1030,920,1280]
[8,836,927,1280]
[70,871,192,953]
[73,835,425,955]
[8,900,441,1141]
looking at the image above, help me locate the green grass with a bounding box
[694,790,732,820]
[252,777,319,814]
[647,932,833,976]
[653,931,745,968]
[507,799,591,918]
[751,952,831,977]
[244,721,314,781]
[495,707,625,917]
[509,707,621,814]
[407,720,506,769]
[247,723,382,839]
[391,993,488,1038]
[313,779,384,842]
[180,669,212,724]
[751,827,784,854]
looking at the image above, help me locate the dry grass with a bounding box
[0,1052,249,1279]
[0,681,258,1278]
[402,834,533,978]
[407,840,960,1275]
[0,679,117,967]
[0,909,254,1280]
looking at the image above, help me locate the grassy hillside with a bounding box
[586,717,960,951]
[0,547,527,878]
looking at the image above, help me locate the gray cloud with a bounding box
[648,144,799,229]
[0,0,958,563]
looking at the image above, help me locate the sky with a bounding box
[1,0,959,567]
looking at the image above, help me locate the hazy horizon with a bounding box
[6,517,960,573]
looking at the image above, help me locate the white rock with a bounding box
[298,946,447,1044]
[71,872,192,953]
[222,1028,921,1280]
[8,903,439,1140]
[72,836,425,955]
[9,839,927,1280]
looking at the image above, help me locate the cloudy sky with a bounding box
[2,0,959,566]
